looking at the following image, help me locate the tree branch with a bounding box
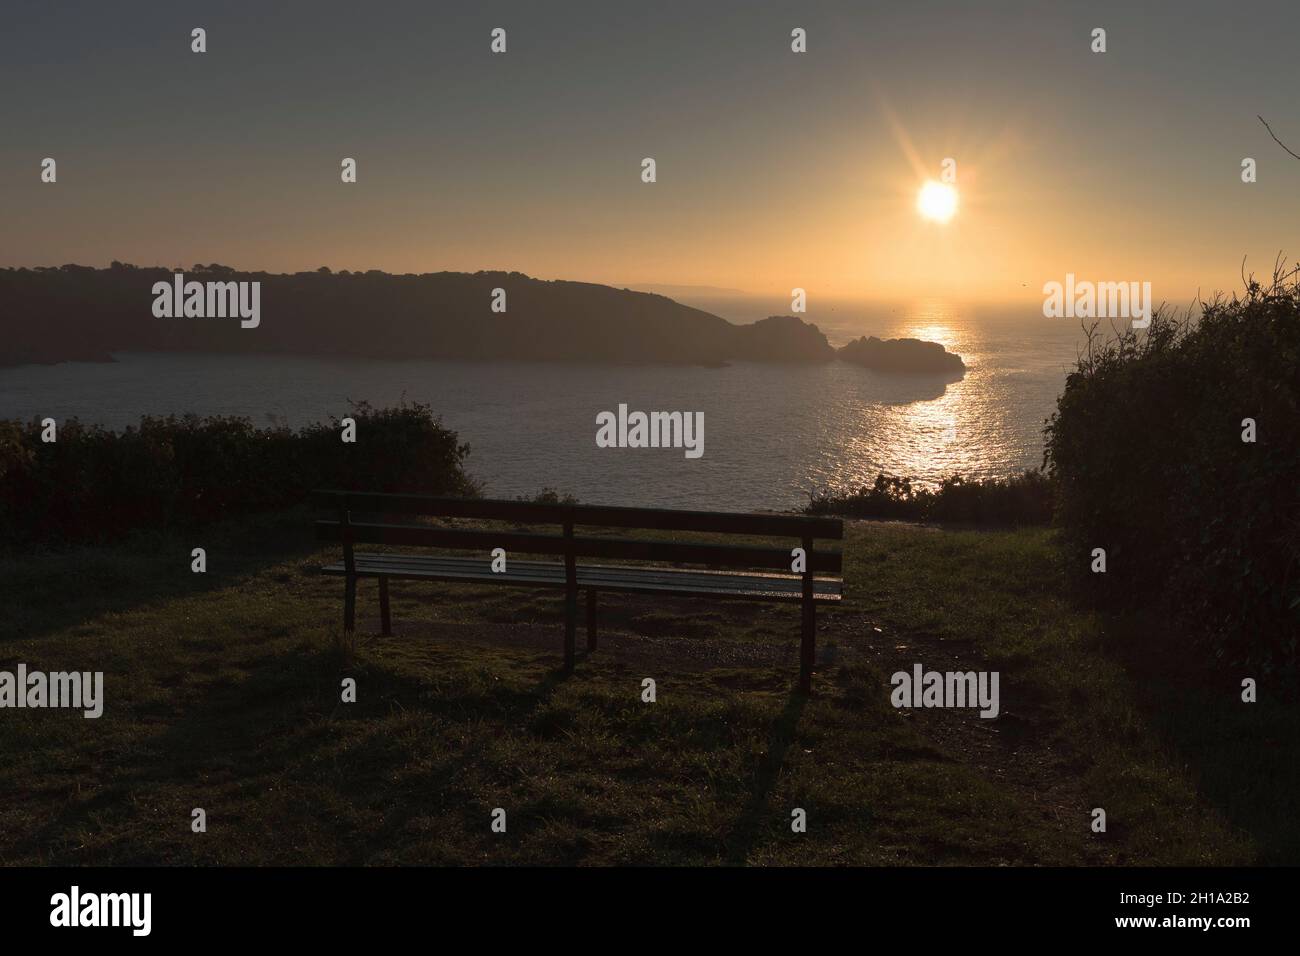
[1258,115,1300,161]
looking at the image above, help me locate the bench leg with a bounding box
[799,596,815,695]
[564,587,577,672]
[586,589,598,651]
[379,576,392,636]
[344,574,357,633]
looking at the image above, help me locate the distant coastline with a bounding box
[0,264,963,374]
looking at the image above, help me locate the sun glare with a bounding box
[917,181,958,223]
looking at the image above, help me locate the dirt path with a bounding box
[820,609,1107,863]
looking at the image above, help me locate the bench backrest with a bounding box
[313,490,843,574]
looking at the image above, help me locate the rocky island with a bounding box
[837,335,966,377]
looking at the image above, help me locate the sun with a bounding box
[917,180,958,223]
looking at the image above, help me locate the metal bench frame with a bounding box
[315,491,843,693]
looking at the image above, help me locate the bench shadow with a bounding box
[723,686,808,866]
[12,536,816,865]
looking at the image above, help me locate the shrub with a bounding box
[520,487,579,506]
[805,470,1053,526]
[1044,262,1300,680]
[0,400,479,545]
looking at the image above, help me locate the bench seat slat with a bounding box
[322,555,842,603]
[326,550,821,580]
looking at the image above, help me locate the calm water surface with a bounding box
[0,302,1085,511]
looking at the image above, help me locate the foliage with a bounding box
[1044,261,1300,680]
[805,470,1054,526]
[0,401,478,545]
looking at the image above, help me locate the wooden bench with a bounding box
[314,491,844,692]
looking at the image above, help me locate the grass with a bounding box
[0,509,1291,866]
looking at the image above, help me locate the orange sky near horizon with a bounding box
[3,1,1297,307]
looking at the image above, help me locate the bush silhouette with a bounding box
[1045,261,1300,680]
[0,400,477,545]
[805,470,1053,526]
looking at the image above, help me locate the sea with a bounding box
[0,298,1086,512]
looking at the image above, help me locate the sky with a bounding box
[2,0,1297,304]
